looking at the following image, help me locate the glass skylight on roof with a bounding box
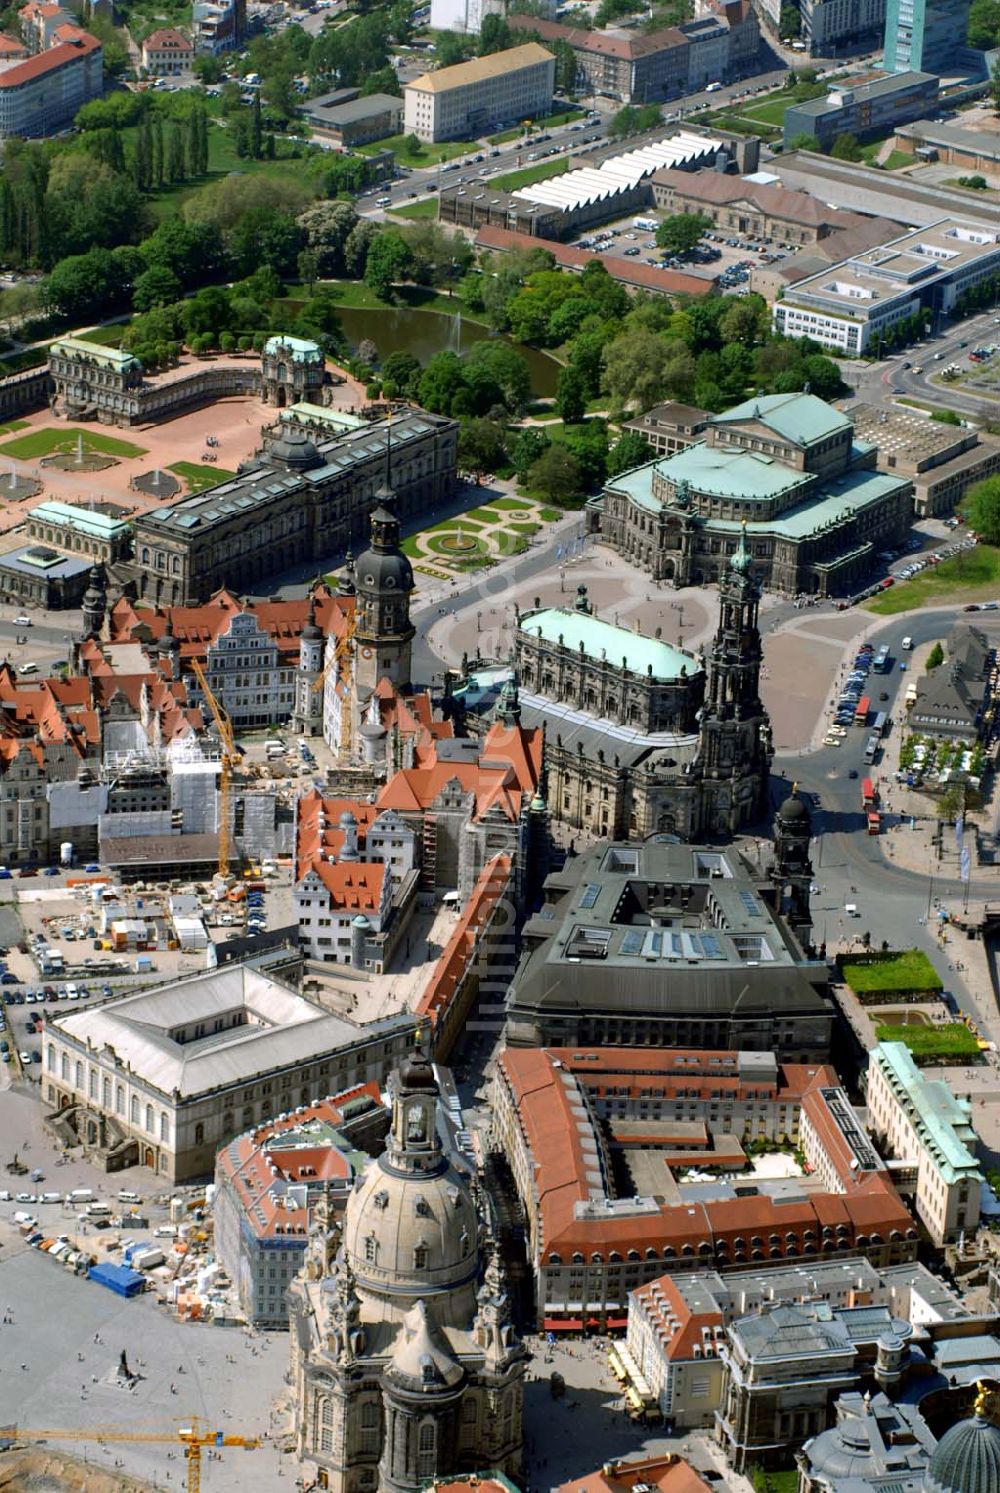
[579,883,601,909]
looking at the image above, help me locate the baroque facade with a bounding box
[123,410,457,607]
[593,392,913,597]
[288,1053,526,1493]
[499,530,772,842]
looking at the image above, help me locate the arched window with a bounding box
[318,1396,333,1454]
[75,1061,83,1091]
[145,1104,154,1133]
[414,1244,428,1270]
[194,1121,204,1145]
[160,1113,169,1142]
[102,1077,111,1107]
[417,1422,435,1478]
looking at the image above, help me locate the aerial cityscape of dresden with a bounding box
[12,0,1000,1488]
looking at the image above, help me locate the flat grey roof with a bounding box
[789,70,935,120]
[0,546,92,579]
[306,92,402,126]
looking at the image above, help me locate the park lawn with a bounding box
[0,427,147,460]
[865,544,1000,615]
[462,507,502,522]
[509,521,540,535]
[840,949,942,995]
[539,506,563,521]
[490,497,531,510]
[389,198,440,219]
[879,149,917,171]
[146,122,315,219]
[874,1022,979,1061]
[0,420,27,436]
[170,461,237,492]
[740,96,795,127]
[77,323,130,347]
[751,1469,799,1493]
[494,158,570,192]
[357,133,470,165]
[316,280,488,324]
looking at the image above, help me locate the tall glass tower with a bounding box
[883,0,970,72]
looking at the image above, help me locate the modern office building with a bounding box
[850,403,1000,518]
[0,24,101,138]
[773,218,1000,356]
[866,1041,983,1245]
[403,43,555,144]
[783,71,938,152]
[596,392,914,597]
[883,0,971,73]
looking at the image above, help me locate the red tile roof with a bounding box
[0,27,98,86]
[554,1455,715,1493]
[303,859,386,913]
[497,1047,917,1264]
[377,719,541,822]
[109,585,353,665]
[630,1277,725,1363]
[475,226,714,298]
[416,853,512,1030]
[295,789,381,882]
[216,1083,385,1241]
[0,30,28,53]
[143,26,192,49]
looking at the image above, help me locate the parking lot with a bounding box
[564,215,792,291]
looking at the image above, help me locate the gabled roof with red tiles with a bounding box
[300,858,385,913]
[0,30,28,53]
[370,681,455,754]
[377,718,540,823]
[19,1,66,18]
[143,25,192,49]
[0,27,99,83]
[295,789,382,881]
[109,586,354,665]
[554,1455,714,1493]
[417,854,512,1028]
[497,1047,917,1263]
[216,1083,386,1241]
[630,1276,724,1363]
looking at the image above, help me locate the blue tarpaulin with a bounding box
[88,1261,145,1297]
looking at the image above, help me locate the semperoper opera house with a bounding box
[592,392,914,597]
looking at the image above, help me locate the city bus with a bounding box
[873,645,892,673]
[872,710,889,738]
[854,695,871,727]
[864,733,880,763]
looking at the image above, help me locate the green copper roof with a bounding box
[32,500,130,538]
[264,335,324,364]
[522,607,698,680]
[606,460,908,538]
[51,335,141,373]
[712,392,852,445]
[872,1042,983,1186]
[639,443,812,503]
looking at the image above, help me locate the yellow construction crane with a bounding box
[13,1419,261,1493]
[313,609,358,761]
[190,657,239,876]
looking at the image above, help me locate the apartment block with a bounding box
[866,1041,982,1245]
[0,24,101,138]
[403,43,555,144]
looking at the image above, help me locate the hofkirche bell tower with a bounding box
[694,521,773,833]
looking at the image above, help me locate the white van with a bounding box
[845,902,861,918]
[68,1187,94,1204]
[83,1202,111,1219]
[117,1189,141,1204]
[901,636,913,650]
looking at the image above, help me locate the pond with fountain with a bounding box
[335,307,561,400]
